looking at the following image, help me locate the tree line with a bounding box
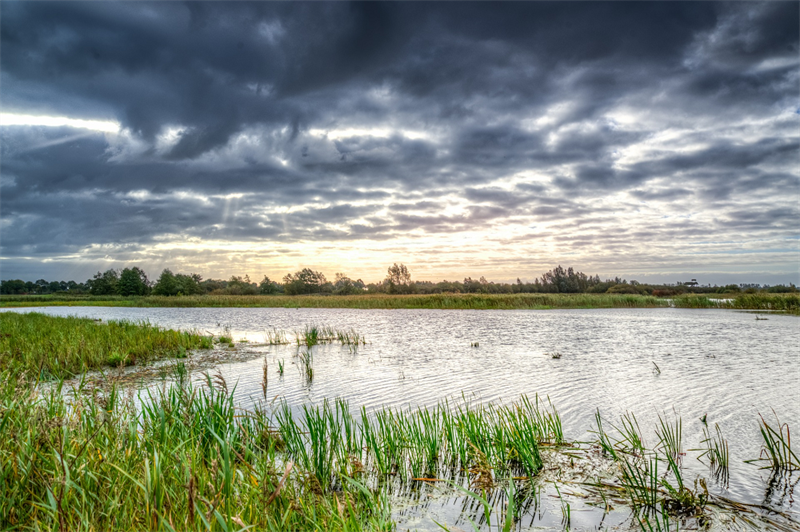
[1,264,796,296]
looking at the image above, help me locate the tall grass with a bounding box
[697,423,729,479]
[749,413,799,470]
[0,370,393,531]
[672,293,800,312]
[275,394,564,487]
[5,292,799,311]
[0,292,671,310]
[0,370,567,530]
[2,364,794,531]
[0,312,212,378]
[593,411,709,523]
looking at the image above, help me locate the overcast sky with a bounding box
[1,1,798,285]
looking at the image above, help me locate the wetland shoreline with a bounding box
[2,292,798,312]
[1,309,797,531]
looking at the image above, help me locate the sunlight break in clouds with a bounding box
[0,113,121,133]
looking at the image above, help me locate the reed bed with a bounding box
[593,411,712,526]
[0,369,566,531]
[697,423,730,480]
[0,312,212,379]
[0,293,670,309]
[4,292,799,312]
[277,394,564,487]
[0,370,392,531]
[264,328,289,345]
[1,363,796,531]
[672,293,800,312]
[748,413,799,470]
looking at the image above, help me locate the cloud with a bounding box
[1,2,798,283]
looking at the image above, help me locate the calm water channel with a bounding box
[7,306,799,529]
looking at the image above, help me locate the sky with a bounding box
[1,2,798,286]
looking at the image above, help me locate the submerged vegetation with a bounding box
[0,312,212,378]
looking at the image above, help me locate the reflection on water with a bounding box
[5,306,798,520]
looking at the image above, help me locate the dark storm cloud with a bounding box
[1,1,798,281]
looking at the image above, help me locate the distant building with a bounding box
[684,279,698,286]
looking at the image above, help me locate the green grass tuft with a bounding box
[0,312,211,378]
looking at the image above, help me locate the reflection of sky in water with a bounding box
[5,306,798,518]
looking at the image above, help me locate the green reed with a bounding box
[297,348,314,381]
[697,423,729,476]
[0,292,673,310]
[0,369,392,531]
[619,456,661,510]
[593,410,619,461]
[2,361,790,532]
[655,415,683,465]
[336,328,366,346]
[264,328,289,345]
[749,413,799,470]
[672,293,800,312]
[0,312,212,378]
[637,502,677,532]
[614,412,647,456]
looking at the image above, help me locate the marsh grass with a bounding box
[637,503,677,532]
[655,415,683,465]
[594,411,708,523]
[297,348,313,381]
[672,293,800,312]
[0,369,393,532]
[613,412,647,456]
[696,424,729,480]
[295,325,357,348]
[593,411,619,461]
[1,363,793,531]
[748,413,799,470]
[5,292,799,312]
[0,292,672,310]
[0,312,211,378]
[620,456,660,510]
[264,328,289,345]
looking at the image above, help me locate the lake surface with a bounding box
[5,306,799,527]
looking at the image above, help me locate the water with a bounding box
[5,306,799,527]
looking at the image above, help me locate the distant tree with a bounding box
[200,278,228,293]
[226,275,258,295]
[175,273,203,295]
[540,265,591,293]
[767,283,797,293]
[606,283,639,294]
[333,273,365,295]
[87,269,120,295]
[153,269,203,296]
[66,280,82,292]
[463,277,482,293]
[385,263,412,294]
[0,279,26,294]
[259,275,281,295]
[152,269,178,296]
[118,267,150,296]
[283,268,327,295]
